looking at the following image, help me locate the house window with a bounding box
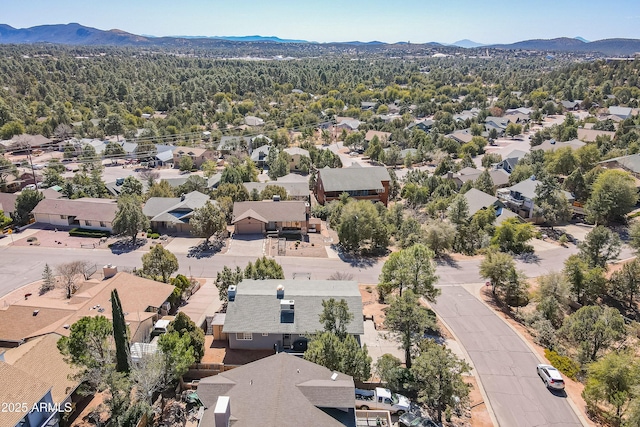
[262,333,269,337]
[60,215,67,219]
[236,333,252,341]
[100,221,106,228]
[85,221,92,226]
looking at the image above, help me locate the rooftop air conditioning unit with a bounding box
[280,300,295,311]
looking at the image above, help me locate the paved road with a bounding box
[432,286,582,427]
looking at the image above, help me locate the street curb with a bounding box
[462,283,591,427]
[424,296,500,427]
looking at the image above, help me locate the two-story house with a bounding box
[172,147,217,169]
[498,177,574,219]
[315,165,391,206]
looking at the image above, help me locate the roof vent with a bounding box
[32,310,39,316]
[63,324,70,329]
[280,299,295,311]
[276,284,285,299]
[272,195,280,202]
[331,372,338,381]
[228,285,237,302]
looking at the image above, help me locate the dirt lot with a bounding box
[10,226,104,249]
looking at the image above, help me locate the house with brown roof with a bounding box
[2,334,79,408]
[172,147,217,169]
[31,198,118,231]
[315,165,391,206]
[283,147,310,172]
[232,200,309,235]
[0,362,60,427]
[198,352,357,427]
[577,128,616,143]
[0,192,18,217]
[364,130,391,143]
[0,270,175,348]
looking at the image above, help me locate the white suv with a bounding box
[537,364,565,390]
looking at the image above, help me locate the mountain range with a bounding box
[0,23,639,56]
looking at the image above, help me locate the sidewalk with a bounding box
[0,227,40,247]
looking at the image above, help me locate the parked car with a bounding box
[355,387,412,414]
[399,412,438,427]
[537,364,565,390]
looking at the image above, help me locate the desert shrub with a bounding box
[69,228,111,238]
[544,349,580,380]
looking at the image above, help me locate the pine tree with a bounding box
[111,289,130,373]
[40,264,55,295]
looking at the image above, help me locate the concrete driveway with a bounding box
[432,285,583,427]
[226,234,265,257]
[361,319,405,363]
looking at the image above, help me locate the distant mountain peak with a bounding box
[452,39,484,48]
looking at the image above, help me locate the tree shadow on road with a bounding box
[109,238,147,254]
[435,254,460,269]
[187,240,224,259]
[515,251,541,264]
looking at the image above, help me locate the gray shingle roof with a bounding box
[198,353,355,427]
[232,200,308,224]
[223,280,364,335]
[143,191,211,223]
[600,153,640,174]
[462,188,519,224]
[318,165,390,193]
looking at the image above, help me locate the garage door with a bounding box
[235,220,264,234]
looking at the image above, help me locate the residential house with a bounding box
[505,107,532,116]
[335,117,361,131]
[498,177,574,219]
[377,113,402,123]
[31,198,117,231]
[0,270,174,348]
[2,334,80,412]
[0,192,18,217]
[484,116,510,135]
[0,362,59,427]
[577,128,616,143]
[360,101,377,111]
[283,147,310,172]
[599,153,640,179]
[495,149,527,174]
[10,134,53,150]
[447,129,474,144]
[198,352,357,427]
[406,119,434,133]
[172,147,217,169]
[449,168,510,189]
[250,144,271,167]
[315,165,391,206]
[232,200,309,235]
[223,279,363,350]
[244,116,265,127]
[382,148,418,165]
[609,106,633,120]
[364,130,391,144]
[462,188,520,225]
[453,108,480,122]
[143,191,211,233]
[153,144,177,167]
[531,138,586,153]
[560,100,582,111]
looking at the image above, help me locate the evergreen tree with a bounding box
[111,289,130,373]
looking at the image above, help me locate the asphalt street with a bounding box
[431,286,582,427]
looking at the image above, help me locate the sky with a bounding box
[3,0,640,44]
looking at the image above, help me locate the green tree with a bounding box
[384,290,435,369]
[167,312,205,362]
[411,339,471,423]
[104,141,126,158]
[112,195,149,244]
[578,226,622,268]
[423,221,455,257]
[111,289,130,373]
[215,265,244,302]
[319,298,354,340]
[610,259,640,309]
[157,331,195,385]
[535,174,572,228]
[40,263,55,295]
[447,194,469,226]
[179,155,194,172]
[260,185,288,201]
[479,249,516,294]
[379,244,440,301]
[374,354,408,393]
[474,169,495,195]
[244,256,285,279]
[142,244,178,282]
[104,114,125,140]
[43,167,64,188]
[583,351,640,424]
[57,315,114,390]
[0,156,18,188]
[506,122,522,138]
[13,188,44,225]
[564,255,607,305]
[135,140,157,160]
[481,153,502,169]
[629,222,640,255]
[146,180,175,198]
[190,200,226,243]
[201,159,218,178]
[0,120,25,139]
[304,332,371,382]
[491,217,534,254]
[338,200,389,253]
[586,170,638,225]
[560,305,626,363]
[120,176,143,197]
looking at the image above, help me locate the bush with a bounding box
[532,319,557,349]
[69,228,111,238]
[544,349,580,380]
[148,233,160,239]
